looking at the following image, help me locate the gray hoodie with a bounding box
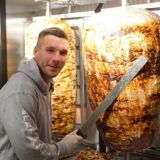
[0,59,66,160]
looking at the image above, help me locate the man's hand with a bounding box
[60,130,96,154]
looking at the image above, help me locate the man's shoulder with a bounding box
[0,72,38,99]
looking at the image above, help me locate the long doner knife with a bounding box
[77,55,147,138]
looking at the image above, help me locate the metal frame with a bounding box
[0,0,7,89]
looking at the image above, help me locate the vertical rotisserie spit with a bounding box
[25,18,77,135]
[82,7,160,152]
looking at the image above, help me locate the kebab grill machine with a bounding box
[24,1,160,158]
[81,7,160,160]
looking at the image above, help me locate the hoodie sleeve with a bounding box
[2,93,67,160]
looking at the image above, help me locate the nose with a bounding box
[52,51,61,62]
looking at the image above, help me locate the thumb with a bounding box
[69,129,78,135]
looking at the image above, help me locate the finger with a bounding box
[80,140,97,149]
[69,129,78,135]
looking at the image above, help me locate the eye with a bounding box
[46,47,55,53]
[60,50,68,56]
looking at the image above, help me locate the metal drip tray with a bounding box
[107,148,160,160]
[130,148,160,160]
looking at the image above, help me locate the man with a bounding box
[0,27,92,159]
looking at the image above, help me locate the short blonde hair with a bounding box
[36,27,68,46]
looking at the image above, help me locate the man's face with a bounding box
[34,35,69,83]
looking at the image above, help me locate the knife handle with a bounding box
[76,129,87,139]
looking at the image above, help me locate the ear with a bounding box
[33,46,38,57]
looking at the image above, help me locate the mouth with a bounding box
[49,65,61,72]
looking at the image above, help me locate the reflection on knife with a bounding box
[77,55,147,138]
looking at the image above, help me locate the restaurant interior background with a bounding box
[0,0,160,159]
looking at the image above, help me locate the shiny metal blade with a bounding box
[77,55,147,138]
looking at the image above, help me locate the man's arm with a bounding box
[2,93,65,160]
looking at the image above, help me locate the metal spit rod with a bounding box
[125,152,130,160]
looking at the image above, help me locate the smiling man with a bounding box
[0,27,91,160]
[34,28,68,83]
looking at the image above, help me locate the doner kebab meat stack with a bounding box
[25,18,77,135]
[82,7,160,152]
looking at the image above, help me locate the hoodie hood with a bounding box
[17,58,53,95]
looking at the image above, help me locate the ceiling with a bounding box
[6,0,160,18]
[6,0,111,15]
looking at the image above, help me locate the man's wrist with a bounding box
[52,142,61,159]
[56,141,67,157]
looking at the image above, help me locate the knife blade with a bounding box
[77,55,147,138]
